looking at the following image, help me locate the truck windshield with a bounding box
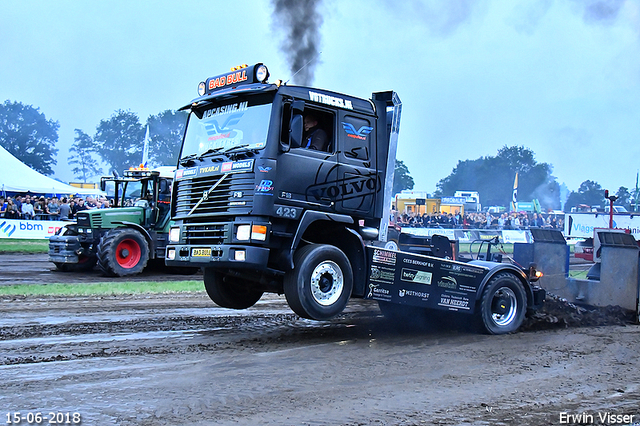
[182,99,272,158]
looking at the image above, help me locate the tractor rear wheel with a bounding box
[97,228,149,277]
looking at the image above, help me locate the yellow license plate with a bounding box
[191,248,212,257]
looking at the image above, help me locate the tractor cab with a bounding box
[100,166,173,230]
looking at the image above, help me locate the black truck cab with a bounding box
[166,63,400,320]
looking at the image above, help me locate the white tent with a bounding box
[0,144,98,195]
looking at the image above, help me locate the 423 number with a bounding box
[275,206,298,219]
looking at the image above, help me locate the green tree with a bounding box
[615,186,631,208]
[564,180,604,211]
[0,100,59,175]
[435,146,559,210]
[393,159,414,196]
[94,110,145,174]
[146,110,187,166]
[68,129,103,183]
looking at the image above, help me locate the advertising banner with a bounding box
[400,227,533,244]
[500,230,530,244]
[402,227,457,241]
[0,219,67,239]
[564,213,640,239]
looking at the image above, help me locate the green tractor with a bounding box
[49,166,192,277]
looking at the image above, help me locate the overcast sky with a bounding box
[2,0,640,198]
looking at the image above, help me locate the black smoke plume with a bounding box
[271,0,323,86]
[580,0,625,25]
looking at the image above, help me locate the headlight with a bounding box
[236,224,251,241]
[198,81,206,96]
[169,227,181,243]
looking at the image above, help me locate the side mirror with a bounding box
[99,179,106,192]
[280,100,305,152]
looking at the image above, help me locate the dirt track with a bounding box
[1,254,639,425]
[0,253,201,285]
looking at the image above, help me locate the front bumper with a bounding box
[165,244,270,269]
[48,234,81,264]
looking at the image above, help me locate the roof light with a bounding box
[255,64,269,83]
[198,63,271,95]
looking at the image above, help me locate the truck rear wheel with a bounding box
[203,268,263,309]
[97,228,149,277]
[284,244,353,320]
[478,272,527,335]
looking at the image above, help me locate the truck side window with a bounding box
[341,115,372,160]
[301,109,333,152]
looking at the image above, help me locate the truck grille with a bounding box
[184,222,229,245]
[174,173,255,218]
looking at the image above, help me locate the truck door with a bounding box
[276,105,338,211]
[336,112,378,214]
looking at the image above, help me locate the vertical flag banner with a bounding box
[511,172,518,211]
[635,170,639,212]
[142,125,150,168]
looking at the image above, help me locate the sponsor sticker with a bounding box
[401,268,432,285]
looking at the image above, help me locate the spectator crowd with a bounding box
[2,194,564,231]
[0,194,110,221]
[393,210,563,230]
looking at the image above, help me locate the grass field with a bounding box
[0,281,204,296]
[0,238,49,253]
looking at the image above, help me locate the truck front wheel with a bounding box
[284,244,353,320]
[203,268,263,309]
[478,272,527,335]
[97,228,149,276]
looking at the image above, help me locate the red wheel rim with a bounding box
[115,238,141,268]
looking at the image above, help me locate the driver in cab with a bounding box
[303,113,328,151]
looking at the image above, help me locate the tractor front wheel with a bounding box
[55,253,98,272]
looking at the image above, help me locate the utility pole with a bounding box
[604,190,618,228]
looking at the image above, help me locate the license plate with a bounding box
[191,248,212,257]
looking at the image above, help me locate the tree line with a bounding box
[1,100,636,212]
[432,146,638,212]
[0,100,185,182]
